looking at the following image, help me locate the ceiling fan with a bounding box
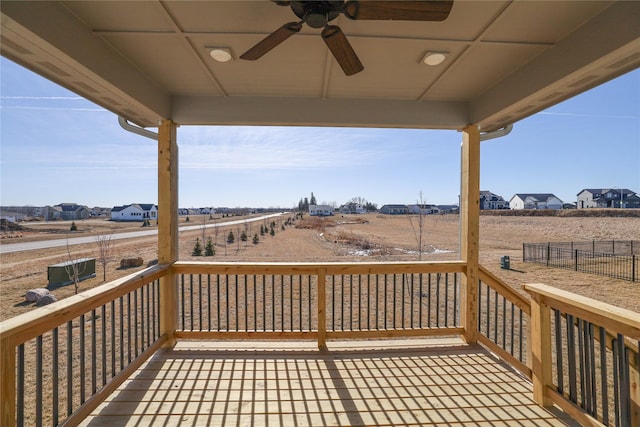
[240,1,454,76]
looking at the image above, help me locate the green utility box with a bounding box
[500,256,510,270]
[48,258,96,287]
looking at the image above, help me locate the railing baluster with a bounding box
[566,314,577,403]
[80,314,86,404]
[554,309,564,395]
[199,274,203,331]
[444,273,449,328]
[17,344,24,427]
[599,326,609,425]
[66,321,73,416]
[578,319,586,408]
[189,274,194,331]
[208,275,212,332]
[52,327,59,425]
[36,335,42,427]
[92,309,97,394]
[101,305,107,387]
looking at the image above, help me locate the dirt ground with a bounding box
[1,213,639,321]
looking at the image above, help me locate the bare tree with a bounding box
[408,190,428,260]
[65,240,87,294]
[95,232,114,282]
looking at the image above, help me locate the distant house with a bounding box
[43,205,63,221]
[576,188,640,209]
[338,203,365,214]
[90,207,111,217]
[111,203,158,221]
[309,204,334,216]
[408,204,439,215]
[55,203,91,220]
[479,191,509,210]
[509,194,563,210]
[379,204,408,215]
[437,205,459,214]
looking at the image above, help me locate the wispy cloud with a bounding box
[179,126,387,170]
[0,96,84,100]
[0,106,107,112]
[538,111,639,119]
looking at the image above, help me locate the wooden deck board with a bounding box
[81,340,579,426]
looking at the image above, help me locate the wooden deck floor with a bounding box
[81,339,578,426]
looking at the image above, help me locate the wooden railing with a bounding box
[0,264,169,427]
[172,261,466,348]
[2,260,639,426]
[477,266,531,378]
[524,283,640,427]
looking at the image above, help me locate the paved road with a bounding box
[0,213,286,254]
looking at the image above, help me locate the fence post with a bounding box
[547,243,550,266]
[633,255,636,283]
[575,249,578,272]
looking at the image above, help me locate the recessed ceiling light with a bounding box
[422,52,447,66]
[209,48,233,63]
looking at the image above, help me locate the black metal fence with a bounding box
[523,241,639,282]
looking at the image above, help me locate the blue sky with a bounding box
[1,57,638,209]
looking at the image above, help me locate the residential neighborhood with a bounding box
[1,186,639,224]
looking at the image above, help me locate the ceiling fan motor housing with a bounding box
[290,1,343,28]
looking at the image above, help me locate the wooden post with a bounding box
[317,268,327,351]
[530,293,552,406]
[158,120,179,347]
[460,125,480,343]
[0,337,16,426]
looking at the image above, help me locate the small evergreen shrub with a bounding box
[192,238,203,256]
[205,237,215,256]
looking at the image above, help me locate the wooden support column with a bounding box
[460,125,480,343]
[529,292,552,406]
[158,119,179,347]
[0,337,16,426]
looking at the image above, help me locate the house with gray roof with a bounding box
[379,204,408,215]
[480,191,509,210]
[576,188,640,209]
[509,194,563,210]
[55,203,91,220]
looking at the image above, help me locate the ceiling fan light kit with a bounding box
[240,0,454,76]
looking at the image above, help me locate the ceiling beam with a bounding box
[171,96,468,129]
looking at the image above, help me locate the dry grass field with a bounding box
[1,212,639,322]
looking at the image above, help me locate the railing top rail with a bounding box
[523,283,640,339]
[173,260,466,276]
[0,264,170,346]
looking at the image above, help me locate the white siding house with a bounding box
[309,205,334,216]
[509,194,563,210]
[408,204,439,214]
[111,203,158,221]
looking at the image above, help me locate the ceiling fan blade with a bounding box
[321,25,364,76]
[240,22,302,61]
[343,1,453,21]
